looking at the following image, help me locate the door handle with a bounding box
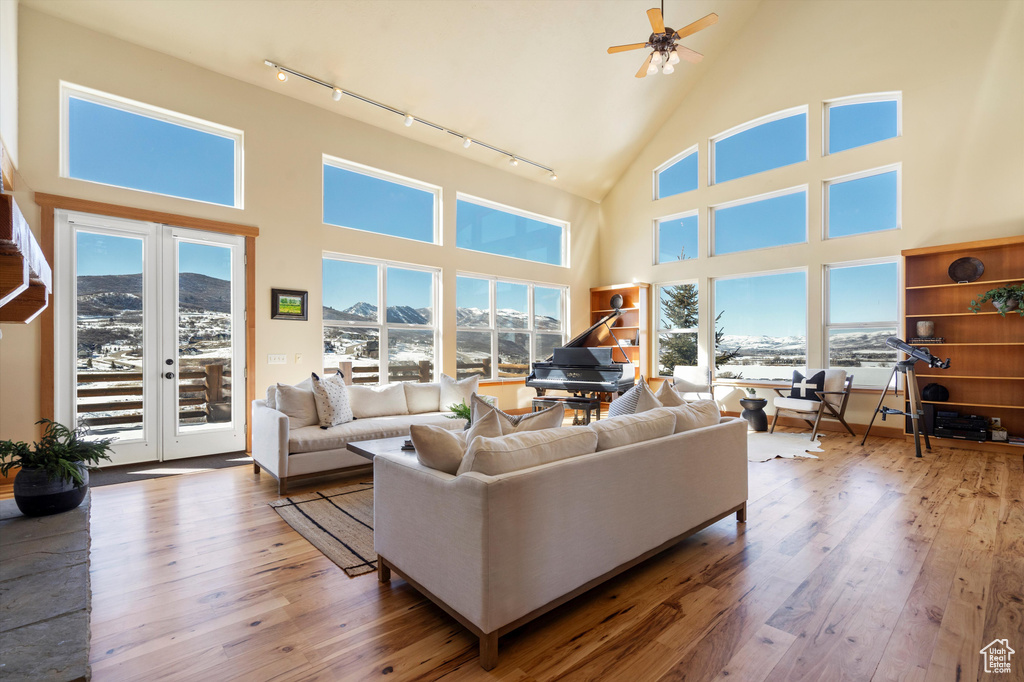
[164,372,175,380]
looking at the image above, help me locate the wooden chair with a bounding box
[770,370,855,440]
[671,365,714,401]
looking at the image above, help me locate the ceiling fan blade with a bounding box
[674,45,704,63]
[674,12,718,40]
[607,42,648,54]
[636,54,653,78]
[647,7,665,33]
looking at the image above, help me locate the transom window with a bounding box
[825,93,901,154]
[455,275,567,380]
[322,155,440,244]
[711,186,808,256]
[711,107,808,185]
[655,282,699,376]
[825,165,900,239]
[61,82,243,208]
[654,146,698,200]
[826,260,899,387]
[455,194,568,267]
[655,210,699,264]
[322,255,439,384]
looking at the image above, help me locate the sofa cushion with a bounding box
[288,412,464,454]
[274,382,319,428]
[470,393,563,435]
[440,374,479,412]
[266,377,312,411]
[774,397,823,413]
[411,410,502,475]
[347,382,409,419]
[607,378,661,417]
[311,371,353,428]
[654,380,686,407]
[457,427,598,477]
[589,407,677,451]
[404,382,441,414]
[666,399,721,433]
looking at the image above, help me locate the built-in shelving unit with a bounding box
[589,283,649,379]
[902,236,1024,454]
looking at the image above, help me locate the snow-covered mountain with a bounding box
[455,307,559,330]
[718,328,894,355]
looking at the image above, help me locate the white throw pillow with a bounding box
[440,374,479,412]
[589,407,677,451]
[607,378,661,417]
[470,393,563,435]
[654,380,686,407]
[667,399,721,433]
[457,426,598,477]
[266,377,312,411]
[404,382,441,414]
[411,410,502,475]
[273,382,319,428]
[310,372,353,428]
[346,383,409,419]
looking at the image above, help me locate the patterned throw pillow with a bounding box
[470,393,564,434]
[311,371,354,428]
[789,370,825,401]
[607,378,661,417]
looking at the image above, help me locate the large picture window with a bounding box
[714,270,807,380]
[711,187,807,255]
[455,275,567,380]
[654,147,698,200]
[322,255,439,383]
[61,82,243,208]
[711,107,807,185]
[825,165,900,239]
[825,93,901,155]
[826,260,899,387]
[456,194,567,266]
[323,156,440,243]
[655,282,699,376]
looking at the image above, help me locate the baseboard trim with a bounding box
[724,412,903,439]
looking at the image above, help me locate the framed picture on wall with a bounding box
[271,289,308,321]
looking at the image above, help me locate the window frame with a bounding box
[710,184,809,257]
[823,257,901,388]
[709,105,808,186]
[653,144,699,201]
[823,163,902,241]
[322,252,441,384]
[59,81,245,209]
[455,192,570,268]
[653,209,701,265]
[321,154,442,245]
[455,272,569,382]
[823,91,902,156]
[654,280,700,377]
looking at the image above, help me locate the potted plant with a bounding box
[445,400,472,429]
[0,419,113,517]
[968,283,1024,317]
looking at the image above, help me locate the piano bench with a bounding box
[531,396,602,425]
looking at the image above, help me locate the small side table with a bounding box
[739,397,768,432]
[531,396,601,425]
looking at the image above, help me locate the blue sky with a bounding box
[715,190,806,255]
[323,165,435,242]
[830,262,898,323]
[76,233,230,280]
[658,150,698,199]
[715,271,807,338]
[658,214,698,262]
[829,170,898,237]
[715,112,806,184]
[830,100,898,153]
[322,260,433,313]
[69,97,235,207]
[456,200,562,266]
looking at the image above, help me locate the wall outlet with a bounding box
[267,354,287,365]
[295,353,303,364]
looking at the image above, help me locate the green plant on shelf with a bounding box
[968,283,1024,317]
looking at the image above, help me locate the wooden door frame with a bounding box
[35,193,259,452]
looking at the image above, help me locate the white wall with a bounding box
[0,0,17,165]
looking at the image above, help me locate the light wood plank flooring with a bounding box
[79,431,1023,681]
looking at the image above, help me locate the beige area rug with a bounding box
[747,431,825,462]
[270,481,377,577]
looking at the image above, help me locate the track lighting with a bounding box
[332,88,343,101]
[463,137,472,149]
[404,115,414,127]
[549,172,558,181]
[662,63,675,75]
[509,157,519,167]
[276,69,288,82]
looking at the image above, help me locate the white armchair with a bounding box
[770,369,855,440]
[672,365,714,401]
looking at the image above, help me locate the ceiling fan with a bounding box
[607,2,718,78]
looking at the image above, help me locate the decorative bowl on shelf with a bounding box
[947,257,984,283]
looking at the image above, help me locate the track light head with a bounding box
[509,157,519,167]
[463,137,472,149]
[404,115,414,127]
[549,172,558,181]
[276,69,288,82]
[332,88,343,101]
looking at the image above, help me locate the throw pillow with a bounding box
[266,377,312,411]
[789,370,826,401]
[310,372,353,428]
[411,410,502,475]
[404,381,441,414]
[346,382,409,419]
[440,374,479,412]
[654,380,686,407]
[667,399,721,433]
[273,382,319,428]
[457,427,598,477]
[470,393,564,435]
[589,407,677,451]
[607,378,661,418]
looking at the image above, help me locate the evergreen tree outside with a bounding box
[658,283,741,375]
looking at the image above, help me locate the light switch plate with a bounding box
[295,353,303,364]
[268,354,287,365]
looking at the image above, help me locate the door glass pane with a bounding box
[456,331,492,380]
[534,287,563,330]
[324,326,380,382]
[496,281,528,329]
[388,330,434,383]
[497,332,530,377]
[177,241,233,431]
[456,276,490,327]
[386,267,433,324]
[76,231,144,441]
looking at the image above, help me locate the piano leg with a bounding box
[535,388,547,397]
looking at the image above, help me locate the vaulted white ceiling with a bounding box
[22,0,760,201]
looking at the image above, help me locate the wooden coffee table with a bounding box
[347,436,417,462]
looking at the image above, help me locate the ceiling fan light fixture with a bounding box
[332,88,343,101]
[646,61,658,76]
[668,51,681,66]
[651,51,663,66]
[662,63,675,75]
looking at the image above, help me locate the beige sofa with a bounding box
[374,414,748,669]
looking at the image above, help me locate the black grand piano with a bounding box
[526,309,635,397]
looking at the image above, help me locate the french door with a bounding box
[54,211,246,465]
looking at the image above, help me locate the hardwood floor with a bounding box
[79,431,1022,681]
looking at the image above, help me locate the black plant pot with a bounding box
[13,466,89,517]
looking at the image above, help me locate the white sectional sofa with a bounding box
[374,409,748,670]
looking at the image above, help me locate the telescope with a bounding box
[885,336,950,369]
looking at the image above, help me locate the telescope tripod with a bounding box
[862,359,930,458]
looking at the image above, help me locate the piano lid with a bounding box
[543,309,622,361]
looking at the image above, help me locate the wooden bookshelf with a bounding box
[590,283,650,380]
[902,236,1024,453]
